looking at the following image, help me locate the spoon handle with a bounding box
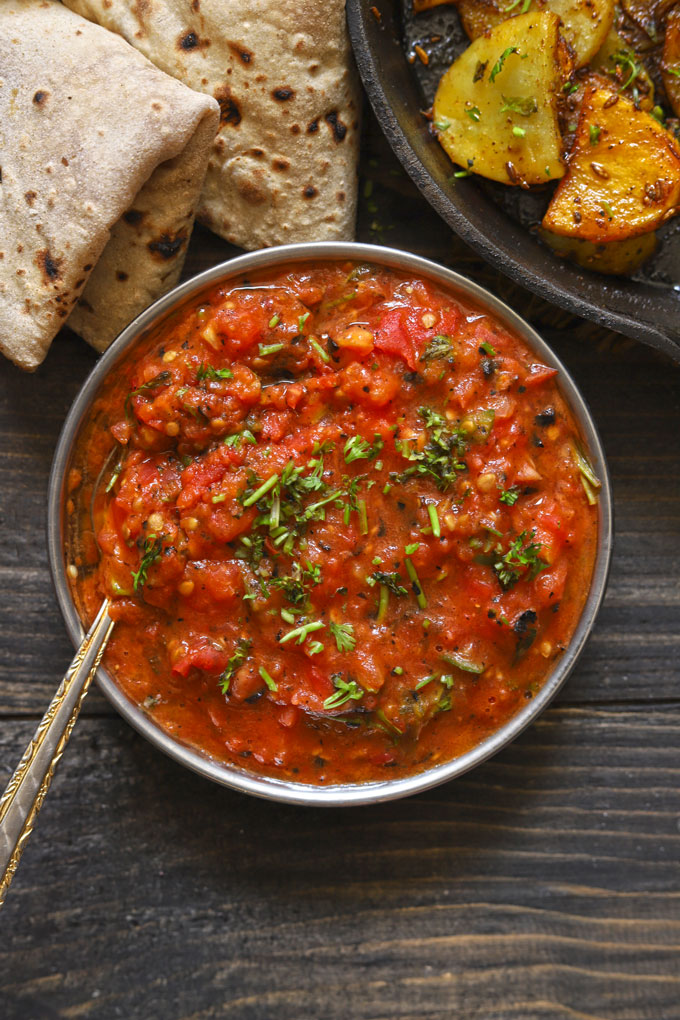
[0,599,113,907]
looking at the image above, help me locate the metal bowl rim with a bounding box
[47,241,613,807]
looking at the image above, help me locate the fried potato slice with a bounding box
[662,6,680,117]
[455,0,614,67]
[432,12,565,185]
[591,29,655,110]
[539,227,657,273]
[542,82,680,241]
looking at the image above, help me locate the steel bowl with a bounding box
[47,242,613,806]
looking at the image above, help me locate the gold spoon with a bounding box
[0,599,114,907]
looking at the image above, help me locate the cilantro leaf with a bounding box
[218,638,252,694]
[490,47,519,84]
[330,621,356,653]
[131,535,163,592]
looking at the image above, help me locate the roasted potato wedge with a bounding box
[662,6,680,117]
[542,82,680,241]
[455,0,507,40]
[433,12,565,185]
[455,0,614,67]
[549,0,615,64]
[591,29,655,110]
[539,227,657,272]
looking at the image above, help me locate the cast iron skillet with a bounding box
[347,0,680,361]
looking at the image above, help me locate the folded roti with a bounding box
[62,0,361,249]
[0,0,219,369]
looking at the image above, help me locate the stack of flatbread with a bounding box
[1,0,360,370]
[0,0,220,370]
[62,0,361,250]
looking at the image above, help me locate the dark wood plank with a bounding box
[1,707,678,1019]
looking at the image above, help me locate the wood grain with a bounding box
[0,107,678,1020]
[0,709,678,1019]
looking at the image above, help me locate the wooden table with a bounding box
[1,114,679,1020]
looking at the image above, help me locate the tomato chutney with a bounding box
[67,261,600,785]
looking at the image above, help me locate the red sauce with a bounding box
[68,262,599,785]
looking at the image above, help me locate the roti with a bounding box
[0,0,219,369]
[62,0,361,249]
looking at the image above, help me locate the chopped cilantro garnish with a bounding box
[405,557,427,609]
[396,406,469,491]
[589,124,601,145]
[494,530,547,590]
[330,621,356,653]
[500,95,537,116]
[268,313,280,328]
[131,535,163,591]
[258,342,285,357]
[125,371,171,418]
[197,363,233,380]
[323,674,364,711]
[259,665,278,691]
[368,571,408,596]
[479,341,497,356]
[344,433,384,464]
[441,651,485,674]
[499,485,520,506]
[279,620,325,645]
[218,638,252,694]
[420,334,453,362]
[466,106,481,122]
[310,337,331,363]
[512,126,526,138]
[490,47,519,84]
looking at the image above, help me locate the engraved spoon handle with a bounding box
[0,599,114,907]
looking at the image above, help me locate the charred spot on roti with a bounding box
[228,41,252,64]
[324,111,347,143]
[123,209,144,226]
[116,271,129,282]
[236,176,267,205]
[307,119,319,134]
[83,264,93,273]
[291,124,301,135]
[148,234,186,260]
[37,249,63,284]
[192,0,200,9]
[249,148,265,159]
[273,158,290,172]
[33,90,49,106]
[303,186,317,198]
[74,279,85,289]
[273,87,295,101]
[61,157,69,166]
[179,31,198,50]
[214,85,241,126]
[25,191,37,207]
[17,244,23,254]
[337,191,346,203]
